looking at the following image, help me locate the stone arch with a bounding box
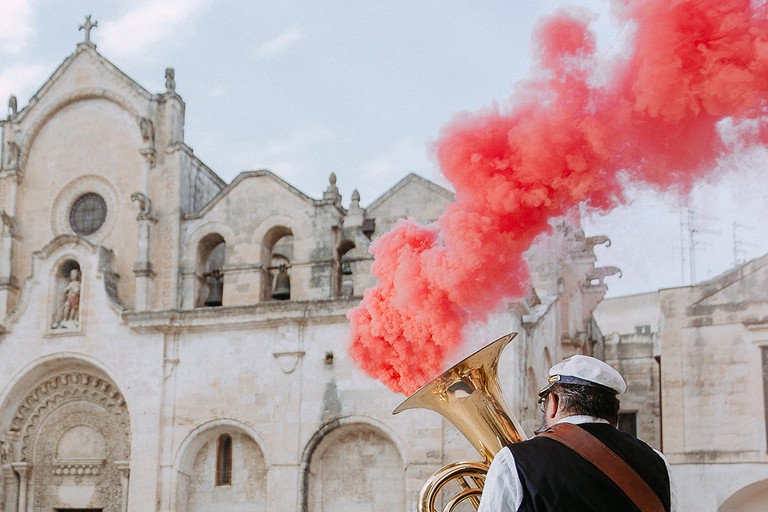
[174,419,268,512]
[182,223,237,309]
[261,225,294,300]
[4,235,97,326]
[196,233,226,307]
[718,479,768,511]
[19,90,143,170]
[184,223,237,270]
[0,358,130,512]
[250,214,312,300]
[336,239,356,298]
[300,418,405,512]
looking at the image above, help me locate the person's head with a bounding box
[537,355,626,429]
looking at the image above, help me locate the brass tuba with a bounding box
[393,332,527,512]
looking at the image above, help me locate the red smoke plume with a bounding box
[349,0,768,395]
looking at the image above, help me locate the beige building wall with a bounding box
[596,256,768,510]
[0,38,614,512]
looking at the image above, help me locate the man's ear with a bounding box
[548,393,559,419]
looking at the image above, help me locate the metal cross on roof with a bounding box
[79,15,98,44]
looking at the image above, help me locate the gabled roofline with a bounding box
[366,172,453,210]
[689,251,768,306]
[175,143,227,189]
[183,169,317,220]
[12,43,154,122]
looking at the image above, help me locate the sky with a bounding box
[1,0,767,298]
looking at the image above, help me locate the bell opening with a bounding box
[204,269,223,307]
[271,265,291,300]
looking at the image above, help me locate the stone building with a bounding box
[596,255,768,511]
[0,31,614,511]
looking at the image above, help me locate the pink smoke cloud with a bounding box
[349,0,768,395]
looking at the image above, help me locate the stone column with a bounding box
[0,212,17,316]
[157,333,180,512]
[9,463,30,512]
[131,193,156,311]
[114,461,130,512]
[2,465,17,512]
[0,125,20,317]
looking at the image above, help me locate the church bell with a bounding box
[204,270,223,307]
[271,265,291,300]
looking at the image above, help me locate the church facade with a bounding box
[0,33,615,512]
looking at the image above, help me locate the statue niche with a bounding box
[51,260,82,330]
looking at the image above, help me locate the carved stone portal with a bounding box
[9,371,130,512]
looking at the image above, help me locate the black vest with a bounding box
[507,423,671,512]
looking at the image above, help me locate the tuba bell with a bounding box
[393,332,526,512]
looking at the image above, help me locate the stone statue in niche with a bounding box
[51,268,81,329]
[139,117,154,146]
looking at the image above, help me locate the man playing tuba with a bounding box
[477,355,676,511]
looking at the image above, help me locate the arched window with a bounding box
[216,434,232,486]
[262,227,293,301]
[336,239,355,298]
[196,234,226,307]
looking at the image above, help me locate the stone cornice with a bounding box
[122,298,357,334]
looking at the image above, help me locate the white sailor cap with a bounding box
[539,355,626,396]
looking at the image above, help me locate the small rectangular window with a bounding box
[634,325,651,334]
[216,434,233,486]
[618,412,638,437]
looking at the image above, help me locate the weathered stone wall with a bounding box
[597,255,768,510]
[0,40,614,512]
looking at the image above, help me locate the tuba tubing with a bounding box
[393,332,527,512]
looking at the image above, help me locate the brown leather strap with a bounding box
[539,423,665,512]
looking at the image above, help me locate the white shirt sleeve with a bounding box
[654,448,678,512]
[477,447,524,512]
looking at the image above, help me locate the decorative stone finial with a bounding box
[350,189,360,209]
[79,15,98,45]
[327,173,339,193]
[165,68,176,91]
[8,95,17,117]
[323,172,341,204]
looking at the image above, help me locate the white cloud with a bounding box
[99,0,208,60]
[0,64,48,108]
[0,0,34,55]
[253,27,302,59]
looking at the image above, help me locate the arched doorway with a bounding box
[305,422,404,512]
[719,479,768,511]
[1,366,130,512]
